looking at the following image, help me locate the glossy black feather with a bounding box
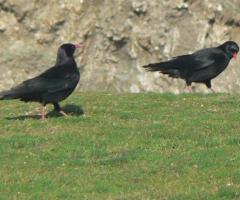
[143,41,239,88]
[0,43,80,107]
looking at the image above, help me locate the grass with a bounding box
[0,92,240,199]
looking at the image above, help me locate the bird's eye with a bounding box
[230,46,237,53]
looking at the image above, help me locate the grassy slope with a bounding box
[0,92,240,200]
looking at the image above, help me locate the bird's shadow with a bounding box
[5,104,84,120]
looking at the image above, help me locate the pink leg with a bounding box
[210,88,216,93]
[59,110,68,117]
[187,85,192,93]
[41,105,46,120]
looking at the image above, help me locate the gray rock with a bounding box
[0,0,240,93]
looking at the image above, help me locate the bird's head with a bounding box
[59,43,80,57]
[221,41,239,60]
[56,43,80,64]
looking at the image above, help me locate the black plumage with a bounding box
[143,41,239,92]
[0,43,80,119]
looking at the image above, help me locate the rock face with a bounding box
[0,0,240,93]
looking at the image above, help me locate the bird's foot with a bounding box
[41,114,46,120]
[187,86,192,93]
[59,110,68,117]
[210,88,216,93]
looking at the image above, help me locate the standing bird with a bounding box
[143,41,239,92]
[0,43,80,119]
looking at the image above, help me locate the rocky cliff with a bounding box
[0,0,240,93]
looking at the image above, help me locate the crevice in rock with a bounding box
[50,20,66,32]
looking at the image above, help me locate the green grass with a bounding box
[1,92,240,199]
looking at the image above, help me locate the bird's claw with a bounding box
[187,86,192,93]
[59,110,68,117]
[210,88,216,93]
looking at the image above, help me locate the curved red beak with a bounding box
[75,43,81,48]
[233,52,238,60]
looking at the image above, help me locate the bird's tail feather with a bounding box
[0,90,20,100]
[143,61,181,78]
[142,62,169,72]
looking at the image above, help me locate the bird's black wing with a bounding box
[19,59,79,94]
[0,59,79,100]
[23,74,79,93]
[184,48,220,71]
[0,74,79,100]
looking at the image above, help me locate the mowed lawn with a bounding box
[1,92,240,199]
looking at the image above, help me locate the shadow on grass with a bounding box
[5,104,84,120]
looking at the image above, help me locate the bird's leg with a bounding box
[205,80,215,93]
[59,110,68,117]
[185,81,192,93]
[210,88,216,93]
[41,104,46,120]
[187,86,192,93]
[53,103,68,117]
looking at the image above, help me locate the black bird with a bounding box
[143,41,239,92]
[0,43,80,119]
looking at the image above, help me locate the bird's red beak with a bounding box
[233,52,238,60]
[75,43,81,49]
